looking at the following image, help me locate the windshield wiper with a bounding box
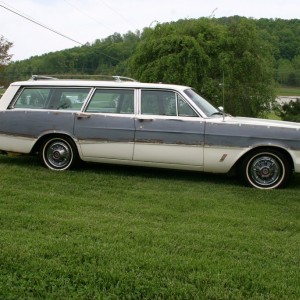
[210,111,223,116]
[210,111,231,118]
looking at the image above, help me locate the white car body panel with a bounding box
[133,143,203,167]
[203,146,250,173]
[289,150,300,172]
[78,141,134,160]
[0,134,35,153]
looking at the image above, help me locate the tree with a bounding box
[0,35,13,86]
[217,18,275,117]
[129,18,275,117]
[129,31,209,89]
[0,35,12,64]
[275,99,300,122]
[292,55,300,86]
[277,59,294,85]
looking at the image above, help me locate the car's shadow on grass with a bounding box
[0,154,238,187]
[1,154,299,189]
[82,160,237,185]
[0,154,41,168]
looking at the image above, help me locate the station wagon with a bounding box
[0,75,300,189]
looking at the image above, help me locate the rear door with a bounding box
[74,88,135,160]
[133,89,205,168]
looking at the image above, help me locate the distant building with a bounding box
[276,96,299,105]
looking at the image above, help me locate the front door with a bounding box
[133,90,205,168]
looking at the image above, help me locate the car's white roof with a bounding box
[11,79,190,92]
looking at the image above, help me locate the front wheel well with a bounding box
[227,146,295,177]
[231,146,294,189]
[229,146,294,176]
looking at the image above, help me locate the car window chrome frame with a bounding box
[10,86,94,112]
[137,88,200,119]
[82,87,136,116]
[183,88,219,118]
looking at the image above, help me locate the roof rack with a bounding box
[30,74,138,82]
[112,76,137,82]
[31,75,58,81]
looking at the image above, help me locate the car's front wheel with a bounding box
[40,136,78,170]
[240,149,292,189]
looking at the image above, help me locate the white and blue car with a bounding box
[1,76,300,189]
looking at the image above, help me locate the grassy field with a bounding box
[276,86,300,96]
[0,155,299,299]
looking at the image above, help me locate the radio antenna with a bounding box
[222,71,225,121]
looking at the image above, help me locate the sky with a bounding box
[0,0,299,61]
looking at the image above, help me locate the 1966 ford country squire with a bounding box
[1,76,300,189]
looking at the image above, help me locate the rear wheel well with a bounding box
[31,134,77,155]
[37,134,80,170]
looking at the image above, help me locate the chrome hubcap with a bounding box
[249,155,282,187]
[46,141,71,169]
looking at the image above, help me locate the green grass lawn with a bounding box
[0,155,299,299]
[276,86,300,96]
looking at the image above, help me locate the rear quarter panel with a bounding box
[0,110,75,153]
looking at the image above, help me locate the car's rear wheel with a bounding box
[240,148,292,189]
[40,136,78,170]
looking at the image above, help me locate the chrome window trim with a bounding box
[137,88,201,118]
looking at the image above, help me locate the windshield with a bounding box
[184,89,220,117]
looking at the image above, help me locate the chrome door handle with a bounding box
[75,113,91,119]
[137,117,154,122]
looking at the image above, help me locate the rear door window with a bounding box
[86,89,134,114]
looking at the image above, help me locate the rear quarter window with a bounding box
[14,88,50,109]
[13,87,91,111]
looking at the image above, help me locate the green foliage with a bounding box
[276,86,300,96]
[277,59,294,85]
[3,17,300,116]
[215,18,275,116]
[1,31,141,83]
[256,19,300,87]
[275,99,300,122]
[129,32,209,87]
[129,18,275,117]
[276,56,300,86]
[0,155,300,299]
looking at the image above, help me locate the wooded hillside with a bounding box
[1,16,300,116]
